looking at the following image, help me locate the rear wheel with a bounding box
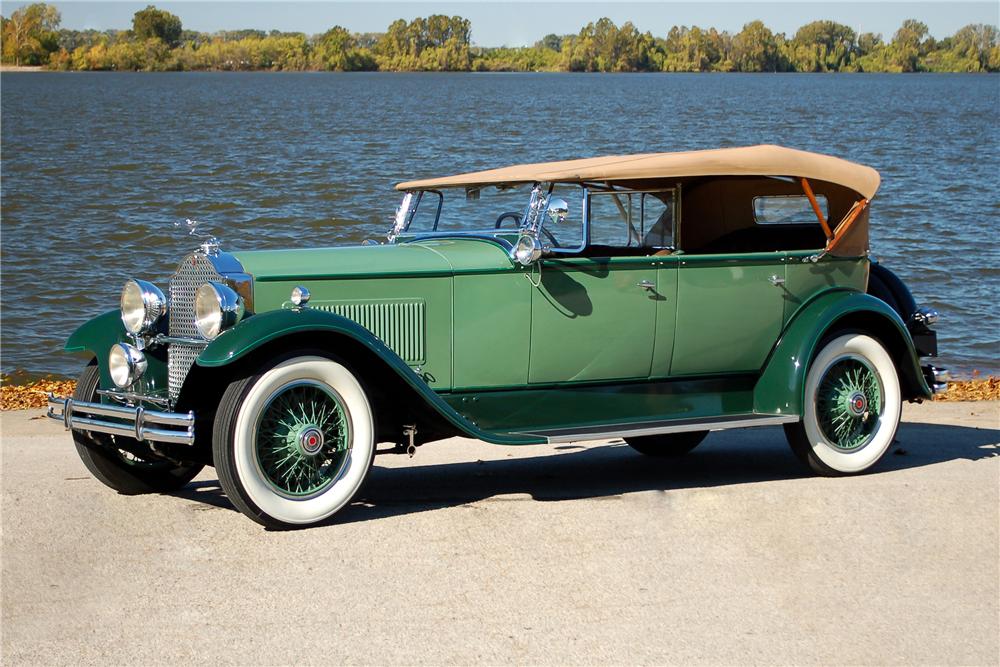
[212,355,375,528]
[625,431,708,457]
[784,333,901,476]
[72,363,203,494]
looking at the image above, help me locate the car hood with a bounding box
[231,237,514,281]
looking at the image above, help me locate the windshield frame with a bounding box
[390,181,681,256]
[392,182,588,254]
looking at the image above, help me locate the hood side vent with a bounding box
[312,300,425,365]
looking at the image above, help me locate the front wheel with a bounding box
[213,355,375,528]
[72,363,204,494]
[784,333,901,476]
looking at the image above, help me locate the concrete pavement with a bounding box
[2,401,998,665]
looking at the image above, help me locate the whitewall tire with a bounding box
[784,333,902,476]
[213,355,375,528]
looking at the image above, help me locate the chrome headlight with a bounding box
[120,279,167,334]
[512,233,543,266]
[108,342,147,388]
[195,282,244,340]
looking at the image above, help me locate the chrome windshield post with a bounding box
[387,192,416,243]
[510,183,550,266]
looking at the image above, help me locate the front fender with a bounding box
[64,310,129,388]
[196,309,543,445]
[197,308,401,369]
[755,289,931,415]
[65,309,126,355]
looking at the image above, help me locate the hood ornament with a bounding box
[175,218,220,256]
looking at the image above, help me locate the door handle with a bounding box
[768,275,785,287]
[637,280,656,291]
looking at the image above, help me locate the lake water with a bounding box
[1,72,997,378]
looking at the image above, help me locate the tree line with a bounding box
[3,4,998,73]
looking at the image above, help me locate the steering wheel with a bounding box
[540,227,560,248]
[494,211,522,229]
[494,211,561,248]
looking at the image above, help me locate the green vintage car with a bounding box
[49,145,946,528]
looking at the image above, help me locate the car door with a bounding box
[527,255,659,384]
[669,252,786,376]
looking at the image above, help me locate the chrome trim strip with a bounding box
[150,334,210,347]
[520,414,799,444]
[46,394,195,446]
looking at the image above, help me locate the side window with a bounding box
[589,192,636,246]
[640,193,673,247]
[589,190,675,248]
[753,195,828,225]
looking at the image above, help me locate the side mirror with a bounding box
[546,197,569,225]
[512,232,543,266]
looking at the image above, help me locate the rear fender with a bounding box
[755,289,932,416]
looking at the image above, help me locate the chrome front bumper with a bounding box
[46,395,195,445]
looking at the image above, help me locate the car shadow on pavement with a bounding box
[172,421,999,527]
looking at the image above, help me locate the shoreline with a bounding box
[3,68,997,75]
[2,376,997,410]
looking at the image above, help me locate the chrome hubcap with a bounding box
[297,426,325,456]
[846,391,868,418]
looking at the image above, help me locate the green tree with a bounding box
[857,31,882,56]
[732,20,781,71]
[888,19,930,71]
[662,25,722,72]
[373,15,471,70]
[132,5,182,47]
[312,25,375,70]
[565,18,660,72]
[537,33,563,52]
[946,23,999,71]
[788,20,857,71]
[11,11,1000,74]
[1,2,60,65]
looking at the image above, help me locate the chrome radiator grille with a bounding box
[167,253,220,403]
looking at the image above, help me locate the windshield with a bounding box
[394,183,585,252]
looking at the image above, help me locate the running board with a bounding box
[515,414,799,444]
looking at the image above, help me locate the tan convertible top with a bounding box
[396,144,881,200]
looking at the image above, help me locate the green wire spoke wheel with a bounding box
[815,356,883,451]
[254,381,352,498]
[784,334,902,477]
[213,355,376,528]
